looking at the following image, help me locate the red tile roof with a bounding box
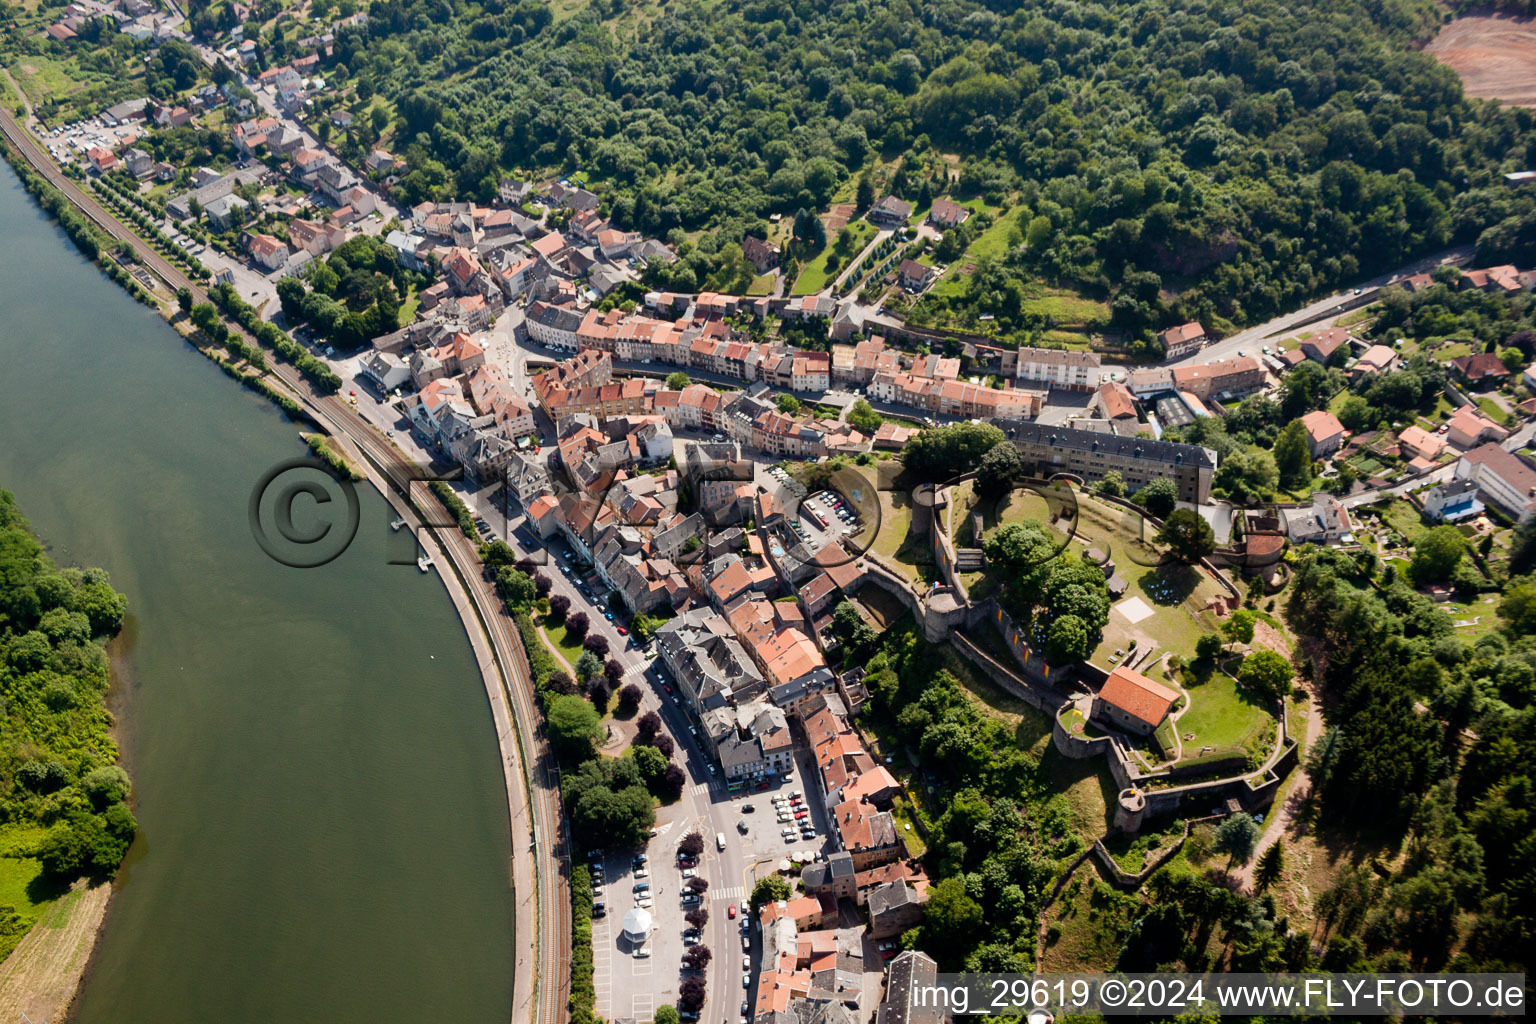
[1097,665,1178,727]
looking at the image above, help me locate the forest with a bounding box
[0,489,137,959]
[313,0,1536,339]
[1276,547,1532,971]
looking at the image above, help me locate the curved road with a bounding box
[0,103,568,1024]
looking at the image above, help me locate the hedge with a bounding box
[569,864,596,1024]
[429,480,478,541]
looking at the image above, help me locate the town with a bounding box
[5,1,1536,1022]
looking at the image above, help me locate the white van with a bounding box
[716,831,727,851]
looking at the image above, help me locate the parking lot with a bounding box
[589,726,839,1024]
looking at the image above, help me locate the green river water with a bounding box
[0,163,515,1022]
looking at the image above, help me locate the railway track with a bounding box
[1,104,569,1024]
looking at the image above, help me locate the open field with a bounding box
[1427,15,1536,107]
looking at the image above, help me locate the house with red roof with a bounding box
[1449,352,1511,389]
[1092,665,1179,736]
[1299,409,1347,457]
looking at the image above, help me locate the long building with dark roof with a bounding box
[991,419,1218,504]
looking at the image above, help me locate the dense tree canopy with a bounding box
[318,0,1533,336]
[0,490,137,958]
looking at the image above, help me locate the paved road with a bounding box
[1165,245,1477,369]
[0,101,565,1024]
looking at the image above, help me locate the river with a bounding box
[0,164,515,1022]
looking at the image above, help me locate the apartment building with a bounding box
[1170,355,1265,401]
[1014,347,1103,391]
[992,420,1218,504]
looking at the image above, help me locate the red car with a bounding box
[728,905,737,919]
[663,684,673,694]
[617,625,628,636]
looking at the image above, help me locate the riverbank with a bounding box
[0,106,557,1022]
[0,882,110,1023]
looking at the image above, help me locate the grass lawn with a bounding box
[864,466,919,567]
[1436,340,1475,360]
[746,273,776,296]
[1042,745,1118,840]
[963,207,1023,262]
[398,286,421,324]
[0,823,69,961]
[889,797,928,858]
[1444,592,1502,639]
[1371,498,1428,545]
[1021,290,1111,328]
[1039,875,1140,971]
[10,55,83,106]
[948,479,1055,546]
[1093,563,1225,669]
[540,619,588,671]
[1176,667,1273,757]
[1040,329,1093,347]
[792,221,876,295]
[945,640,1056,754]
[0,70,21,110]
[953,484,1217,666]
[1477,397,1512,426]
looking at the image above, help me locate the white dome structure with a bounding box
[621,907,653,944]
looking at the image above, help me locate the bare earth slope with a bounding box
[0,881,110,1023]
[1427,15,1536,106]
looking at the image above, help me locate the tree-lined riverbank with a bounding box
[0,161,517,1024]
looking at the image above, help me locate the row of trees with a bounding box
[510,569,691,847]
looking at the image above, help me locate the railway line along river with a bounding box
[0,162,515,1022]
